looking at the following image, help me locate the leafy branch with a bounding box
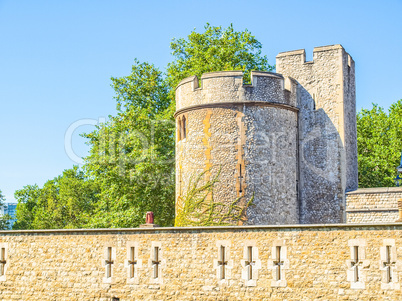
[175,167,254,227]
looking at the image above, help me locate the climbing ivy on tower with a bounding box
[175,168,254,227]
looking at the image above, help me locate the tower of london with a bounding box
[175,44,357,225]
[0,45,401,300]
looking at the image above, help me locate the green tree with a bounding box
[13,185,39,229]
[0,190,11,230]
[357,99,402,187]
[83,61,175,228]
[13,167,99,229]
[166,23,273,99]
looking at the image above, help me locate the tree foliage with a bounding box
[83,61,175,228]
[14,24,274,229]
[0,190,11,230]
[13,167,99,229]
[166,23,273,96]
[357,99,402,187]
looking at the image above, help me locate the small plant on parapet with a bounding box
[175,167,254,227]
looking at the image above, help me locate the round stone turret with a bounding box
[175,71,299,225]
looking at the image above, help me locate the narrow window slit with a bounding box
[152,247,160,279]
[274,246,284,281]
[105,247,113,278]
[351,246,359,282]
[218,246,228,280]
[182,116,186,139]
[238,164,243,193]
[384,245,393,283]
[245,246,254,280]
[0,248,6,277]
[128,247,137,278]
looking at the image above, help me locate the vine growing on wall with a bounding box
[175,167,254,227]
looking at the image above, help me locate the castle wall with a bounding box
[276,45,358,224]
[342,52,358,192]
[346,188,402,223]
[175,71,298,225]
[244,106,298,224]
[0,225,402,300]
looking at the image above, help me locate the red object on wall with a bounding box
[146,212,154,224]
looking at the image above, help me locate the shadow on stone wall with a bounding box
[297,85,344,224]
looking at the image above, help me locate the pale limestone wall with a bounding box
[1,225,402,300]
[347,211,398,223]
[346,188,402,223]
[276,44,358,224]
[175,71,298,225]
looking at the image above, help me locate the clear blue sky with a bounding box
[0,0,401,203]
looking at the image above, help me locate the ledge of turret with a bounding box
[314,44,344,52]
[176,70,287,91]
[201,70,243,80]
[276,48,306,58]
[175,70,298,113]
[176,75,199,91]
[250,70,284,80]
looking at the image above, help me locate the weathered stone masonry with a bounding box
[0,224,402,300]
[346,187,402,223]
[176,45,358,225]
[277,45,358,224]
[175,71,299,225]
[3,44,397,300]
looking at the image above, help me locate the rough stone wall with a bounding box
[175,71,297,109]
[346,188,402,223]
[276,44,358,224]
[176,106,241,218]
[342,53,358,192]
[175,71,298,225]
[1,225,402,300]
[244,106,298,225]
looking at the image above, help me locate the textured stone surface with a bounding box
[176,45,358,226]
[175,71,298,225]
[244,106,298,225]
[1,225,402,300]
[175,71,297,110]
[276,44,358,224]
[346,188,402,223]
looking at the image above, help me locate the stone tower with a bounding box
[276,44,358,224]
[175,45,358,226]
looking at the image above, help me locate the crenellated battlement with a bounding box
[175,70,297,112]
[276,44,358,224]
[276,44,354,74]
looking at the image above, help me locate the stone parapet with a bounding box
[175,70,297,112]
[346,188,402,223]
